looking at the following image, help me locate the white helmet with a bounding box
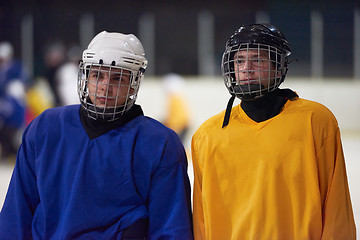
[78,31,147,121]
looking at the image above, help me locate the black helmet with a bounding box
[222,23,291,100]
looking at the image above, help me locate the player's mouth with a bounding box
[95,97,114,106]
[239,79,259,85]
[97,97,107,102]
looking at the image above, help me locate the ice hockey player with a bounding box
[0,31,193,239]
[191,23,356,239]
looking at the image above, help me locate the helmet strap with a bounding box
[222,95,236,128]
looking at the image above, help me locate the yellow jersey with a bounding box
[191,97,356,240]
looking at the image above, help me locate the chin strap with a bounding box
[222,95,236,128]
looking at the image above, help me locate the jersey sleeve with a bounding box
[147,132,193,239]
[0,123,40,239]
[318,127,356,239]
[191,129,206,240]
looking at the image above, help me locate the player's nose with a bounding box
[99,74,110,84]
[243,60,256,70]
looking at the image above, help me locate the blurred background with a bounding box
[1,0,360,78]
[0,0,359,237]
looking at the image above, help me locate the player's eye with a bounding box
[235,59,245,65]
[90,72,99,78]
[111,75,121,81]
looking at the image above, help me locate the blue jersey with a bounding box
[0,104,193,239]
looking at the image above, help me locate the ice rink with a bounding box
[0,77,359,237]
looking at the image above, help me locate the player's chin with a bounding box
[95,100,113,108]
[100,102,129,108]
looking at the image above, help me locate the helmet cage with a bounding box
[222,42,288,100]
[78,61,144,121]
[77,31,147,121]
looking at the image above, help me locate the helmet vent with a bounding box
[123,57,141,65]
[84,52,95,59]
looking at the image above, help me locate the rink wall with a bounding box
[137,77,360,147]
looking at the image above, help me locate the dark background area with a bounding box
[0,0,359,78]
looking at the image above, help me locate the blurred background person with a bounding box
[0,42,30,162]
[43,41,66,107]
[24,77,55,125]
[162,73,192,144]
[55,45,82,106]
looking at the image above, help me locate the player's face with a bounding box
[233,49,278,88]
[87,66,134,108]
